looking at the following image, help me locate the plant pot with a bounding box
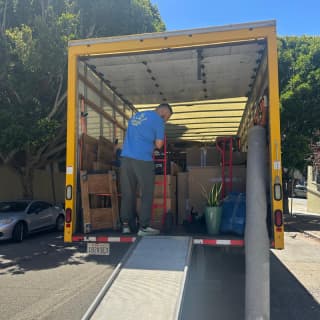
[205,206,222,235]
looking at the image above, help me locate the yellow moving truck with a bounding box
[64,20,284,249]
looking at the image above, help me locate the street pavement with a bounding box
[0,231,130,320]
[285,198,320,240]
[0,198,319,320]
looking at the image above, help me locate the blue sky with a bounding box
[151,0,319,36]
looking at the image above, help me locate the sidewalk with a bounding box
[285,212,320,240]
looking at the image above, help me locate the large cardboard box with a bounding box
[138,175,176,197]
[188,166,246,215]
[225,151,247,165]
[154,175,177,197]
[170,162,182,176]
[186,147,221,167]
[137,197,176,229]
[177,172,189,224]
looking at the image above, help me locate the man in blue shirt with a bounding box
[120,103,173,235]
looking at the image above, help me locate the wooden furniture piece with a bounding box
[80,170,119,233]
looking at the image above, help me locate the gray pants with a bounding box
[120,157,155,227]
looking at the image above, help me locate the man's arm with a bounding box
[155,114,165,149]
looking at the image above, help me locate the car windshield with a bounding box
[0,201,30,213]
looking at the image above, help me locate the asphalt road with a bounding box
[1,209,319,320]
[0,231,130,320]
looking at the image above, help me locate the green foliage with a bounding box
[0,0,164,159]
[76,0,165,38]
[0,0,165,197]
[200,183,222,207]
[278,36,320,173]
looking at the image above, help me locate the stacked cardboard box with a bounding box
[187,166,246,216]
[136,198,176,229]
[186,147,221,167]
[177,172,189,224]
[153,175,176,197]
[137,175,177,228]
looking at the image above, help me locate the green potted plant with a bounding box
[200,183,223,235]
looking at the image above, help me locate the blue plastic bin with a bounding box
[220,192,246,236]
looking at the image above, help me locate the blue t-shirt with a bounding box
[121,110,164,161]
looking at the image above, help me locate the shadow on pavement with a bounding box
[0,231,130,275]
[181,247,320,320]
[284,213,320,237]
[271,253,320,319]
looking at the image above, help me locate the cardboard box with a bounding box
[81,134,98,171]
[177,172,189,224]
[137,197,176,229]
[154,175,176,197]
[186,147,221,167]
[170,162,182,176]
[225,151,247,165]
[97,136,115,164]
[138,175,176,198]
[188,166,246,215]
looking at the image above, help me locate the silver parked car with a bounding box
[292,185,307,198]
[0,200,65,242]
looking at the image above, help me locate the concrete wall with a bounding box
[307,166,320,214]
[0,165,65,203]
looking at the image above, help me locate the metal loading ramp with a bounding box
[89,236,192,320]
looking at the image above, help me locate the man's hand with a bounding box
[155,139,164,150]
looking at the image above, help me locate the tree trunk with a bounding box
[17,166,35,199]
[50,163,56,203]
[1,0,8,33]
[282,179,289,214]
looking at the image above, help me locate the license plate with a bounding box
[87,242,110,255]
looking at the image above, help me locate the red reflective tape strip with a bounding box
[120,237,136,243]
[230,240,244,246]
[203,239,218,245]
[96,236,109,242]
[72,235,84,242]
[71,235,136,243]
[193,239,244,246]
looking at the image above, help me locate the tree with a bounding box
[278,36,320,175]
[0,0,165,198]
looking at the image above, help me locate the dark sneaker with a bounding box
[137,226,160,236]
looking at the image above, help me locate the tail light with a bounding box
[274,210,283,227]
[65,208,72,223]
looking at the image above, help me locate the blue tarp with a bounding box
[220,192,246,236]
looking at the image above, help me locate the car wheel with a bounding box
[12,222,26,242]
[56,215,65,232]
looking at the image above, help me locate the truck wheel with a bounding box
[56,215,65,232]
[12,222,26,242]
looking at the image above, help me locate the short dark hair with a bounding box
[157,103,173,115]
